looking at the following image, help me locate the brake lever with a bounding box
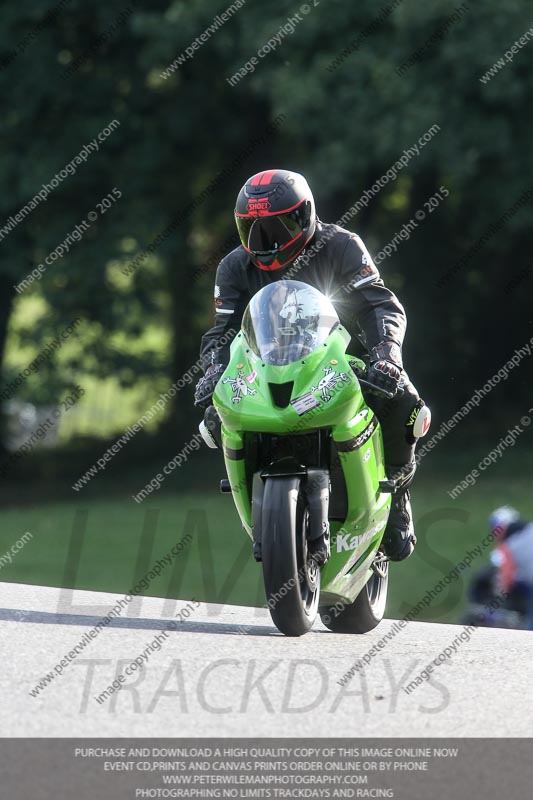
[356,376,404,400]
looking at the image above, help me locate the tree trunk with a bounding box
[166,232,204,438]
[0,275,14,457]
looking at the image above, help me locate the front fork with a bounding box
[251,468,330,563]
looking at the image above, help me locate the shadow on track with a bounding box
[0,606,296,637]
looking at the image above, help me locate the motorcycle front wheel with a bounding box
[261,476,320,637]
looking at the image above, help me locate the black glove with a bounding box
[366,342,404,399]
[194,363,225,408]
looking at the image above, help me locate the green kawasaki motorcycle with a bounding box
[207,280,399,637]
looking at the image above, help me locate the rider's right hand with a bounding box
[194,363,225,408]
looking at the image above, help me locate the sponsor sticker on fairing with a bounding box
[336,521,384,553]
[291,392,320,415]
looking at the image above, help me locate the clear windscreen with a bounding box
[241,280,339,366]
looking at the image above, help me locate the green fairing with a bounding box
[213,304,390,609]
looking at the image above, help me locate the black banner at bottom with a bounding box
[0,739,530,799]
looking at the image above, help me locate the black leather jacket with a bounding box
[200,220,407,371]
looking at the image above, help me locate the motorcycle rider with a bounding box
[194,169,429,564]
[485,506,533,629]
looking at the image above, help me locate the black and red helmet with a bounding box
[235,169,316,271]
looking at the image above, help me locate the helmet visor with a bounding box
[236,210,303,256]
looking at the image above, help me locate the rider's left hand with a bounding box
[367,359,403,398]
[366,342,404,398]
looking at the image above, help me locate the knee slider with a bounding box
[199,405,222,449]
[406,399,431,444]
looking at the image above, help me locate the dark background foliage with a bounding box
[0,0,531,479]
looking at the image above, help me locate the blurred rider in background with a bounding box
[468,506,533,630]
[490,506,533,629]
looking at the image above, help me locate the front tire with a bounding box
[261,477,320,637]
[320,555,389,634]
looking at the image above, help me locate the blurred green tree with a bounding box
[0,0,532,463]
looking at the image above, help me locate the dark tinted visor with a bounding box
[236,210,303,255]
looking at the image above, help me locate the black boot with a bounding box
[382,487,416,561]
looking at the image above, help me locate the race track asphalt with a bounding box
[1,581,531,736]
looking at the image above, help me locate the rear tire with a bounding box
[261,477,320,637]
[320,555,388,634]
